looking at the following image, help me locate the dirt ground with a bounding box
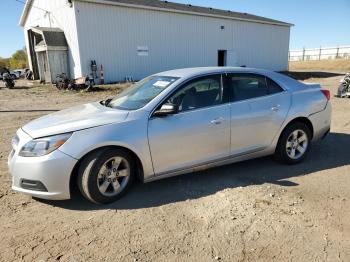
[0,75,349,262]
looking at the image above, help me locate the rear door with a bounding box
[226,73,291,155]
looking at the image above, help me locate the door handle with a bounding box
[271,105,281,112]
[210,117,225,125]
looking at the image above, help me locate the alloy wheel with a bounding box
[286,129,309,160]
[97,156,130,197]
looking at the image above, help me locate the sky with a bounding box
[0,0,349,58]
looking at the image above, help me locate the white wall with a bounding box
[74,1,290,82]
[23,0,290,82]
[230,20,290,70]
[23,0,81,78]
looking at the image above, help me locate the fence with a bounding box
[289,46,350,61]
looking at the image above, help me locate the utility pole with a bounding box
[336,46,340,58]
[45,11,52,28]
[48,12,52,28]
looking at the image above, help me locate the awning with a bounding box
[32,27,68,52]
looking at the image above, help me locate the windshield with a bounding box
[107,76,179,110]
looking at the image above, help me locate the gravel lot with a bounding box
[0,75,349,261]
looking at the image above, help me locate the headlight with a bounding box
[19,133,72,157]
[11,134,19,151]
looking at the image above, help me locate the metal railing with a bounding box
[289,46,350,61]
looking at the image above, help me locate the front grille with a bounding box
[20,179,48,192]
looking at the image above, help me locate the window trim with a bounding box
[265,76,285,95]
[225,73,286,103]
[149,73,230,118]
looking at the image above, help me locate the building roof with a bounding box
[31,27,67,47]
[20,0,292,27]
[98,0,292,26]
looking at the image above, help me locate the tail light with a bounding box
[321,89,330,101]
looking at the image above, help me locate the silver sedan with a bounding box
[8,67,332,204]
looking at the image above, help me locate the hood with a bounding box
[22,102,129,138]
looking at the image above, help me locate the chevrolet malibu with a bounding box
[8,67,332,204]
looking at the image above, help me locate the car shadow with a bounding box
[280,71,344,80]
[37,132,350,211]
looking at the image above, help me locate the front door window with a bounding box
[166,75,223,112]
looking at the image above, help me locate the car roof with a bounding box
[156,67,272,78]
[155,67,305,91]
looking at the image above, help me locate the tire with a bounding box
[25,71,33,80]
[337,83,347,97]
[77,148,136,204]
[5,81,14,89]
[274,122,311,165]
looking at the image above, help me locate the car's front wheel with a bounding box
[275,122,311,164]
[77,148,135,204]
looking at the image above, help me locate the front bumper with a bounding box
[8,129,77,200]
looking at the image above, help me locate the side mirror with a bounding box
[153,103,178,117]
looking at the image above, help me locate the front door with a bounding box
[148,74,231,175]
[218,50,227,66]
[227,73,291,155]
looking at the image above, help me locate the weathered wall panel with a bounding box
[23,0,81,78]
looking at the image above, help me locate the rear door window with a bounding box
[266,77,284,94]
[228,74,269,102]
[227,74,284,102]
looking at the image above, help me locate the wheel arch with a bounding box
[69,145,144,196]
[277,117,314,146]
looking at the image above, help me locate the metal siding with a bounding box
[75,2,290,82]
[24,1,290,82]
[48,50,69,82]
[231,21,290,70]
[23,0,82,78]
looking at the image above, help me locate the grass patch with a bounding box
[289,59,350,72]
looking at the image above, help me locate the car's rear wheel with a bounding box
[77,148,135,204]
[274,122,311,164]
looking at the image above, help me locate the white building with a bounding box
[20,0,292,83]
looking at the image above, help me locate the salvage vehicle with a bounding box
[8,67,332,204]
[9,70,20,79]
[337,73,350,98]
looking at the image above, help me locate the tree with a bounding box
[0,57,10,68]
[9,48,28,69]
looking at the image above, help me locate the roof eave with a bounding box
[75,0,293,27]
[19,0,33,27]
